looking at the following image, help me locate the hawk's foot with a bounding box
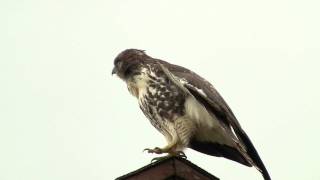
[151,155,172,163]
[150,151,187,163]
[143,147,163,154]
[171,151,187,159]
[143,144,178,155]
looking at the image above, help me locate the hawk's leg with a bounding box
[143,136,187,162]
[143,133,179,155]
[143,143,178,154]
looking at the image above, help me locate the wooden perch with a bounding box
[116,156,219,180]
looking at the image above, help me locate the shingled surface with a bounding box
[116,156,219,180]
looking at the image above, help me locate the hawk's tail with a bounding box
[236,128,271,180]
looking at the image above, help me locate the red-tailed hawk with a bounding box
[112,49,271,180]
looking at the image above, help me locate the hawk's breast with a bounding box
[129,66,186,133]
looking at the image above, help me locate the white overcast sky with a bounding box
[1,0,320,180]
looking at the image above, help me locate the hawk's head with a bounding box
[112,49,149,80]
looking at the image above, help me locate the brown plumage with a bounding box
[112,49,271,180]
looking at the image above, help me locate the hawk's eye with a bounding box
[116,60,123,67]
[124,67,132,77]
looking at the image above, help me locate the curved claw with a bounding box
[150,155,171,163]
[151,157,162,163]
[150,152,187,163]
[143,148,151,153]
[143,147,162,154]
[175,151,187,159]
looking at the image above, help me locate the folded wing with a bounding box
[157,60,271,180]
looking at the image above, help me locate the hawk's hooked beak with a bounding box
[112,66,117,75]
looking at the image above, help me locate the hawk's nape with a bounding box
[112,49,271,180]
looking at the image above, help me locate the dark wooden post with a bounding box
[116,156,219,180]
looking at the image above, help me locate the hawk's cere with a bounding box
[112,49,271,180]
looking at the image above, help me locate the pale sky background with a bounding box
[1,0,320,180]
